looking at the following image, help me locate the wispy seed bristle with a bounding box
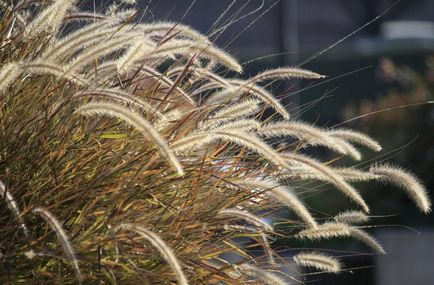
[114,224,188,285]
[370,164,431,213]
[294,252,342,273]
[33,207,82,283]
[76,102,184,176]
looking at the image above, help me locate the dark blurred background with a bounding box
[84,1,434,284]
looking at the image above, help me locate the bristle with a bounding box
[204,119,261,132]
[117,41,154,73]
[283,153,369,213]
[171,133,213,153]
[66,32,141,73]
[212,130,290,169]
[202,86,243,104]
[24,0,76,37]
[370,164,431,213]
[240,264,287,285]
[76,102,184,176]
[297,222,351,240]
[140,22,210,43]
[43,21,115,61]
[154,40,242,72]
[257,121,349,156]
[174,130,290,169]
[333,138,362,161]
[33,208,82,283]
[328,128,382,152]
[209,98,262,121]
[218,209,276,265]
[25,61,89,86]
[140,66,196,106]
[0,181,28,237]
[333,168,381,182]
[114,224,188,285]
[350,227,385,254]
[251,67,324,83]
[72,88,165,119]
[182,67,230,86]
[218,208,273,232]
[236,179,318,229]
[0,62,21,92]
[294,252,341,273]
[334,210,369,224]
[155,109,184,131]
[230,80,290,119]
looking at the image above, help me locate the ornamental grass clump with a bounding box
[0,1,431,284]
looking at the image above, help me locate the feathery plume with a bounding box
[155,109,184,131]
[204,119,261,132]
[194,69,229,85]
[66,32,141,73]
[174,130,289,169]
[370,164,431,213]
[334,210,369,224]
[65,11,106,22]
[209,98,261,121]
[333,138,362,161]
[350,227,385,254]
[257,121,349,156]
[154,40,242,73]
[140,22,210,43]
[72,88,165,119]
[202,86,242,104]
[298,222,385,254]
[251,67,324,83]
[212,130,290,169]
[0,181,28,237]
[333,168,381,182]
[117,41,154,73]
[230,80,290,119]
[114,224,188,285]
[236,179,318,229]
[121,0,137,5]
[218,208,275,265]
[293,252,341,273]
[0,62,21,92]
[24,0,76,37]
[328,128,382,152]
[25,61,89,86]
[297,222,351,240]
[140,66,196,106]
[270,186,318,229]
[110,8,138,20]
[86,62,120,81]
[194,44,243,73]
[42,21,115,61]
[33,207,82,283]
[283,153,369,212]
[171,133,213,153]
[240,264,287,285]
[218,208,273,232]
[76,102,184,176]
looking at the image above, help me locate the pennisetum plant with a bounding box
[0,0,430,284]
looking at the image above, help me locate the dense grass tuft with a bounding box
[0,1,430,283]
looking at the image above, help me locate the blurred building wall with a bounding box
[376,230,434,285]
